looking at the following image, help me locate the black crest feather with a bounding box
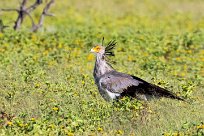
[105,39,117,56]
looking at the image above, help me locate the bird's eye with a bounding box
[95,46,101,51]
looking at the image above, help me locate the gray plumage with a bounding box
[91,39,184,101]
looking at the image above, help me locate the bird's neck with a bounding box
[94,54,113,80]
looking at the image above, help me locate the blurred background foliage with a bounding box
[0,0,204,135]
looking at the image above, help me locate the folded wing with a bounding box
[99,71,184,101]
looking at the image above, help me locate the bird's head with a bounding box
[90,45,105,54]
[90,37,116,57]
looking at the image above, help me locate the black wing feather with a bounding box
[121,75,184,101]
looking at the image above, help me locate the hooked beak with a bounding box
[90,48,95,53]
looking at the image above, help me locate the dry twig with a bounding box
[0,0,55,31]
[32,0,55,32]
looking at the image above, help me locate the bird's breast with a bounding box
[98,81,120,100]
[105,89,120,99]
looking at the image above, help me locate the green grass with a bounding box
[0,0,204,135]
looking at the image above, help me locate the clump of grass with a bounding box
[0,0,204,135]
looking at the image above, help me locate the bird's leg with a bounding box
[135,93,148,101]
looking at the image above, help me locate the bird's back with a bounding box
[98,70,184,101]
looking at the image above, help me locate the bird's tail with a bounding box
[131,76,185,101]
[148,83,185,101]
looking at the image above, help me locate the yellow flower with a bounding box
[116,130,124,135]
[200,50,204,55]
[43,50,49,56]
[176,57,181,61]
[52,107,59,111]
[200,69,204,76]
[173,71,178,76]
[19,123,24,127]
[74,92,79,97]
[163,132,170,136]
[97,127,103,132]
[187,50,192,54]
[48,61,56,66]
[31,117,35,121]
[82,80,85,85]
[48,124,55,129]
[143,52,149,57]
[183,64,187,70]
[35,83,40,88]
[87,54,94,61]
[200,57,204,62]
[7,121,12,126]
[172,132,179,136]
[128,56,133,61]
[67,132,74,136]
[0,33,3,38]
[179,72,186,77]
[31,34,37,41]
[74,39,83,46]
[4,43,9,47]
[197,125,204,129]
[33,56,38,61]
[58,43,63,48]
